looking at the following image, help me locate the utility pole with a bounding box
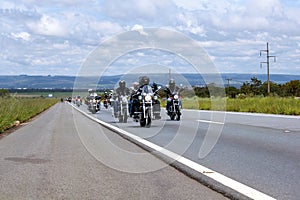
[260,42,276,94]
[225,78,232,87]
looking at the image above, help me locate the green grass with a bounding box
[180,96,300,115]
[0,97,59,133]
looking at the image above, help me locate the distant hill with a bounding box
[1,74,299,89]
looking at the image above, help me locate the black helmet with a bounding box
[139,76,150,85]
[119,80,126,88]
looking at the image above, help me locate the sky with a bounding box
[1,0,300,76]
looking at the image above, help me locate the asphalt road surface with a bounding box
[0,103,228,200]
[76,102,300,200]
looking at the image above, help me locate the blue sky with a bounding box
[1,0,300,75]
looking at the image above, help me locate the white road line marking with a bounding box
[184,108,300,119]
[71,103,276,200]
[197,119,225,125]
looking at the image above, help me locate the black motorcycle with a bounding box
[135,85,161,127]
[167,92,181,121]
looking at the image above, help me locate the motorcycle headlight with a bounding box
[92,99,96,103]
[154,96,158,100]
[145,94,152,102]
[122,96,127,102]
[138,96,142,100]
[174,94,179,100]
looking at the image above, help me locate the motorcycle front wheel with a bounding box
[123,109,128,123]
[176,108,181,121]
[140,117,146,127]
[145,109,152,128]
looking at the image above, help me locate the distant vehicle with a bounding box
[103,98,109,109]
[86,89,101,114]
[66,97,72,102]
[75,96,82,107]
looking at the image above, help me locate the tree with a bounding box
[240,77,262,96]
[250,77,262,95]
[283,80,300,96]
[225,86,239,98]
[261,81,282,96]
[193,86,209,98]
[0,89,9,97]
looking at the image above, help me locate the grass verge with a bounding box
[0,97,59,133]
[180,96,300,115]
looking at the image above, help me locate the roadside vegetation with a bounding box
[161,78,300,115]
[178,96,300,115]
[0,91,58,133]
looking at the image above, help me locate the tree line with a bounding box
[193,77,300,98]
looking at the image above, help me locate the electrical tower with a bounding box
[260,42,276,94]
[225,78,232,87]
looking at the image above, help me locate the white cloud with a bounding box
[27,14,68,37]
[0,0,300,75]
[101,0,177,24]
[89,21,123,35]
[131,24,149,36]
[11,31,31,41]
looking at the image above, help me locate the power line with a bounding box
[260,42,276,94]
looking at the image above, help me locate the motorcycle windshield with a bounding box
[142,85,153,95]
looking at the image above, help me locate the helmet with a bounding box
[133,82,139,89]
[119,80,126,88]
[88,89,94,94]
[139,76,150,85]
[169,79,175,88]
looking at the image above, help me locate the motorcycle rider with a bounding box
[86,89,101,112]
[103,91,109,99]
[102,91,110,108]
[113,80,130,117]
[152,81,161,119]
[164,79,182,115]
[130,76,161,119]
[129,82,139,117]
[130,76,150,118]
[86,89,100,102]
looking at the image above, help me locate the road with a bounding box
[0,103,228,200]
[76,102,300,200]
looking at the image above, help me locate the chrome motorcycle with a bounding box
[116,95,129,123]
[135,85,161,127]
[87,96,101,114]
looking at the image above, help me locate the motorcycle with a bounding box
[116,95,129,123]
[103,98,109,109]
[167,92,181,121]
[75,96,82,107]
[135,85,161,128]
[87,96,101,114]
